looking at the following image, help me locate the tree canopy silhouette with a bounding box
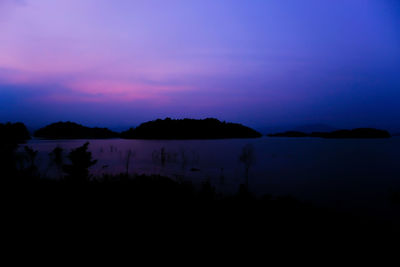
[121,118,262,139]
[34,121,119,139]
[0,122,30,143]
[0,122,31,178]
[63,142,97,182]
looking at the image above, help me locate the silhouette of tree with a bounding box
[63,142,97,182]
[0,122,30,142]
[23,146,38,177]
[24,146,37,168]
[49,146,64,178]
[239,144,254,188]
[0,142,18,178]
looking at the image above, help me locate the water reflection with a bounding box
[22,137,400,216]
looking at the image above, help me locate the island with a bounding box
[0,122,31,143]
[120,118,262,139]
[268,128,391,139]
[34,121,119,139]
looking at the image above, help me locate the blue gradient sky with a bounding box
[0,0,399,131]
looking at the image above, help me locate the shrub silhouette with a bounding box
[63,142,97,182]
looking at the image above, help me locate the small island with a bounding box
[121,118,262,139]
[34,122,119,139]
[268,128,391,139]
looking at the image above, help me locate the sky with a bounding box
[0,0,399,131]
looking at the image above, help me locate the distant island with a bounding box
[291,123,337,133]
[34,122,119,139]
[0,122,31,143]
[268,128,391,139]
[121,118,262,139]
[8,120,393,140]
[32,119,262,140]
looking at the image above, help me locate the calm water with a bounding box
[23,137,400,218]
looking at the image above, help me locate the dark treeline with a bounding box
[34,121,119,139]
[121,118,262,139]
[31,118,262,140]
[4,120,395,140]
[268,128,392,138]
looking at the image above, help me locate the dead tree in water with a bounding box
[125,149,136,175]
[49,146,64,178]
[160,147,166,167]
[239,144,254,189]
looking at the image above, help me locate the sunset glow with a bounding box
[1,0,399,130]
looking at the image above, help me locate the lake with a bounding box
[22,137,400,218]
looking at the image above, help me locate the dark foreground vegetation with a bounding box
[34,121,119,139]
[268,128,391,138]
[1,134,399,245]
[121,118,263,139]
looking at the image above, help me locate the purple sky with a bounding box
[0,0,399,131]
